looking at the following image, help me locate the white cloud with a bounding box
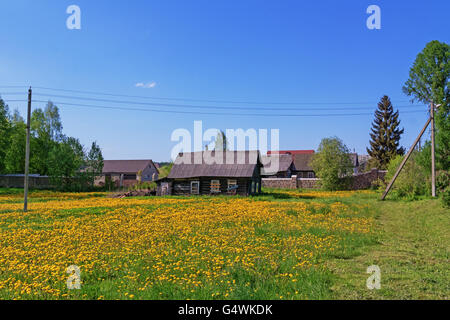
[135,82,157,88]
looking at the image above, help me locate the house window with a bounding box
[307,172,315,178]
[227,179,237,195]
[190,181,200,194]
[210,180,221,193]
[124,174,137,180]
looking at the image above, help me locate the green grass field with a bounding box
[328,198,449,299]
[0,188,447,299]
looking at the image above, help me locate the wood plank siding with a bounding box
[171,177,254,196]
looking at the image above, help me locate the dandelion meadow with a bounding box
[0,189,378,300]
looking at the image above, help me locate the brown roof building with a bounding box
[159,151,262,196]
[102,160,156,175]
[96,160,159,188]
[267,150,316,178]
[291,153,315,178]
[261,154,295,177]
[268,150,315,155]
[265,150,360,178]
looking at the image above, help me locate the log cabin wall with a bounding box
[172,177,252,196]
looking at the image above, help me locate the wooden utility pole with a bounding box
[24,87,32,212]
[430,102,436,197]
[381,116,431,200]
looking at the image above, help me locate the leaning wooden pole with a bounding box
[381,116,431,200]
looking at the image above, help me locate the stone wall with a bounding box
[349,169,386,190]
[297,178,320,189]
[263,169,386,190]
[262,175,297,189]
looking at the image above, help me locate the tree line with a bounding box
[0,100,104,191]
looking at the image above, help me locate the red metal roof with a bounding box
[267,150,315,155]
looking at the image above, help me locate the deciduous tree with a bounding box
[30,101,63,175]
[311,137,353,190]
[86,142,104,188]
[48,137,84,190]
[4,110,26,174]
[403,40,449,170]
[0,98,11,173]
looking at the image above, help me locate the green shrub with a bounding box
[441,187,450,208]
[128,181,156,191]
[436,171,450,193]
[370,178,384,190]
[383,153,429,199]
[158,163,173,179]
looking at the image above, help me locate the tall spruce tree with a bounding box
[367,95,405,169]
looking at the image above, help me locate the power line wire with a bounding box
[1,85,419,107]
[1,99,28,103]
[30,99,427,118]
[0,92,29,96]
[28,85,414,106]
[0,86,28,89]
[30,93,425,112]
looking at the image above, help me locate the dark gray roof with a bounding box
[168,151,261,179]
[293,153,314,171]
[261,154,294,175]
[102,160,155,174]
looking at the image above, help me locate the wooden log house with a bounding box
[158,151,263,196]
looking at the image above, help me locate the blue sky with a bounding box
[0,0,448,161]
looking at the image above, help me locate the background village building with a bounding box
[261,154,296,178]
[158,151,262,196]
[95,160,159,188]
[291,152,316,178]
[268,150,316,178]
[267,150,362,178]
[348,153,360,174]
[357,154,371,173]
